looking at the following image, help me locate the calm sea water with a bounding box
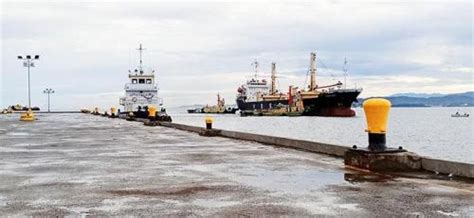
[169,107,474,164]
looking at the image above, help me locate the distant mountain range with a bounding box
[356,91,474,107]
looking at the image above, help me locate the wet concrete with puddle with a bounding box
[0,113,473,216]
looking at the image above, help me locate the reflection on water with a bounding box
[169,107,474,164]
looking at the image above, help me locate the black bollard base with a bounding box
[352,132,406,154]
[368,133,387,151]
[199,129,221,137]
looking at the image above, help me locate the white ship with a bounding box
[119,44,162,114]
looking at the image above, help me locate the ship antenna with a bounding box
[252,60,259,78]
[137,43,146,74]
[309,52,317,91]
[343,57,348,89]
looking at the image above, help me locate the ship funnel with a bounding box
[271,63,277,94]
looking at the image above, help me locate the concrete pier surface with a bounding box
[0,114,473,216]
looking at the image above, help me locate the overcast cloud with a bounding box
[1,0,472,110]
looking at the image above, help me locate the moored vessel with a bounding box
[236,52,362,117]
[187,94,238,114]
[451,112,469,118]
[119,44,171,121]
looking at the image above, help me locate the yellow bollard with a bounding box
[363,98,391,151]
[20,109,35,122]
[363,98,391,134]
[148,106,156,119]
[110,107,117,117]
[205,116,213,129]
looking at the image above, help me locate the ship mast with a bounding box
[137,44,146,74]
[252,60,259,78]
[271,62,277,94]
[309,52,317,91]
[343,57,348,90]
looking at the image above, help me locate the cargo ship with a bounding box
[119,44,171,121]
[187,93,238,114]
[236,52,362,117]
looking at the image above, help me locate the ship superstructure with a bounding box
[120,44,161,113]
[237,61,271,103]
[236,61,288,111]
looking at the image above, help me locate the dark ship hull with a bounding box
[187,107,239,114]
[236,89,361,117]
[118,109,172,122]
[301,90,361,116]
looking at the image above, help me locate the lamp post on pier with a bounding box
[17,54,40,121]
[17,55,40,109]
[43,88,54,112]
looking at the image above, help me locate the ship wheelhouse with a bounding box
[125,74,158,91]
[242,79,270,102]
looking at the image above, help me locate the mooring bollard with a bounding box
[344,98,415,172]
[200,116,219,136]
[93,107,99,115]
[126,111,135,121]
[143,106,158,126]
[148,106,156,120]
[19,108,35,122]
[205,116,213,129]
[350,98,405,153]
[364,98,390,151]
[110,107,117,118]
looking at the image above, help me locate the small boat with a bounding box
[451,112,469,118]
[187,94,238,114]
[187,108,202,113]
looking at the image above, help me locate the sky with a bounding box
[1,0,472,110]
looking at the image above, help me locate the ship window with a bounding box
[139,79,145,84]
[132,79,137,84]
[146,79,152,84]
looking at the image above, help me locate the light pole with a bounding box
[43,88,54,112]
[17,55,40,109]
